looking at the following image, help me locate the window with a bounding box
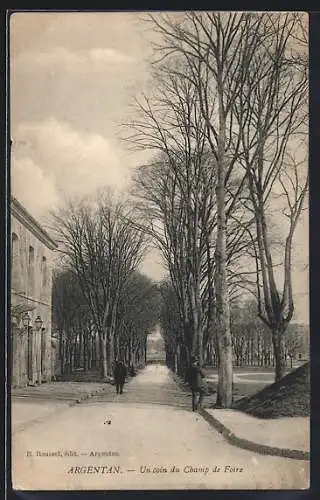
[41,256,48,290]
[28,246,35,295]
[11,233,20,290]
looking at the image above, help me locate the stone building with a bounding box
[11,196,58,387]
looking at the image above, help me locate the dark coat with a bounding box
[189,365,206,392]
[114,362,127,383]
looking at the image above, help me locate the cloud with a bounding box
[89,48,135,64]
[11,156,60,219]
[11,118,130,219]
[14,46,135,74]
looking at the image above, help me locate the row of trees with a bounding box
[160,281,306,373]
[50,191,160,378]
[124,12,308,406]
[229,301,307,369]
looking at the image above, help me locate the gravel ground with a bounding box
[12,365,309,490]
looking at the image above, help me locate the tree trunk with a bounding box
[66,343,71,374]
[91,333,96,369]
[99,333,108,379]
[78,331,83,369]
[106,311,116,375]
[195,303,203,366]
[216,332,233,407]
[59,331,65,374]
[106,337,113,376]
[213,80,233,407]
[184,343,192,381]
[115,333,120,361]
[144,336,147,365]
[272,330,286,381]
[214,176,233,406]
[83,333,88,372]
[190,285,203,365]
[70,344,75,372]
[128,337,132,367]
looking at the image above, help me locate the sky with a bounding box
[10,11,309,324]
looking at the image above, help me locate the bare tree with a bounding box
[124,62,218,376]
[52,268,87,374]
[230,298,273,368]
[52,268,96,374]
[145,11,270,407]
[159,279,184,374]
[284,325,306,368]
[50,191,146,378]
[116,271,160,368]
[234,13,308,380]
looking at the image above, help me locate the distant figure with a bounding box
[188,357,206,411]
[113,360,127,394]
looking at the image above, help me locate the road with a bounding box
[12,364,309,490]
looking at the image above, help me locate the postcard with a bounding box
[9,10,309,490]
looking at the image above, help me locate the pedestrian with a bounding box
[113,360,127,394]
[188,357,207,411]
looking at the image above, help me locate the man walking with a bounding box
[188,357,207,411]
[113,360,127,394]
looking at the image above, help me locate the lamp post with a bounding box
[35,315,43,331]
[22,312,33,384]
[34,315,43,384]
[22,312,31,328]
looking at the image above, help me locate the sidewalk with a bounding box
[11,380,112,401]
[200,407,309,461]
[11,381,111,434]
[171,372,309,461]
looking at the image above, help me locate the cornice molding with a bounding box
[11,197,58,250]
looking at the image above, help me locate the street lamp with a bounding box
[34,316,43,385]
[22,311,33,384]
[22,312,31,327]
[34,315,43,331]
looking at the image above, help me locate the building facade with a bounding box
[11,197,58,388]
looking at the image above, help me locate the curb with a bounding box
[171,372,309,461]
[199,407,309,462]
[73,383,111,405]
